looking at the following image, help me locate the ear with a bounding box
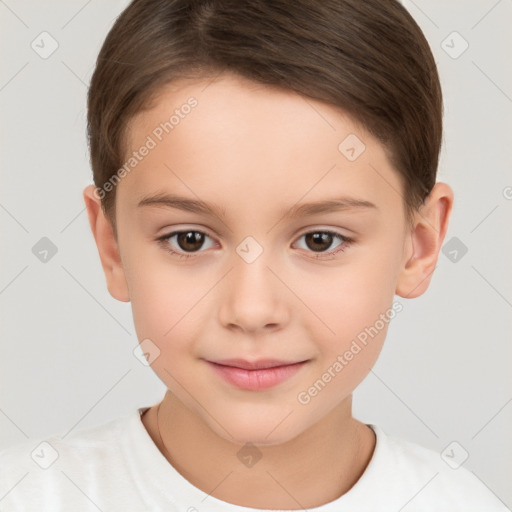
[395,182,454,298]
[83,185,130,302]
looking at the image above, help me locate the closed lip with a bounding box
[207,358,308,370]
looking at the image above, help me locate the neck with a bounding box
[143,392,376,509]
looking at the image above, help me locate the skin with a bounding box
[83,73,453,509]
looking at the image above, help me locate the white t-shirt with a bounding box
[0,406,508,512]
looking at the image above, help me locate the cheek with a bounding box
[129,278,201,387]
[300,257,397,340]
[126,257,200,350]
[295,248,400,380]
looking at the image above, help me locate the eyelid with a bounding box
[155,224,218,242]
[294,224,354,237]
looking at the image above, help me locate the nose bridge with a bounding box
[218,235,288,332]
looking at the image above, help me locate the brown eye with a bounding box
[158,230,216,258]
[294,230,353,260]
[175,231,205,252]
[304,232,335,252]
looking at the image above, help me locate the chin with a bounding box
[207,408,303,447]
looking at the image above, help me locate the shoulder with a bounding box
[0,411,127,469]
[366,425,509,511]
[0,410,140,512]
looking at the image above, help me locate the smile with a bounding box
[205,359,309,391]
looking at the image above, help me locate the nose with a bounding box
[218,248,290,334]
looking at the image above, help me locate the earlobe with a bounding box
[83,185,131,302]
[395,182,454,299]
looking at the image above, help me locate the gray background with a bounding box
[1,0,511,507]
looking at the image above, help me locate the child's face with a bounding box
[112,73,412,445]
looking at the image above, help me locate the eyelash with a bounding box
[156,229,354,261]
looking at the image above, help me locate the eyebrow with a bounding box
[137,193,378,219]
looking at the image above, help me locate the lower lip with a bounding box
[207,361,307,391]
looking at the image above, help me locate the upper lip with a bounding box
[207,358,307,370]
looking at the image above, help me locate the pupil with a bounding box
[178,231,203,251]
[306,232,332,252]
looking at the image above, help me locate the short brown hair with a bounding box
[87,0,443,234]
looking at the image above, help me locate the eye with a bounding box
[293,230,353,260]
[156,229,353,260]
[157,230,215,259]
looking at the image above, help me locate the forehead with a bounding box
[118,73,404,223]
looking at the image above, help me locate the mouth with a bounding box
[205,358,309,391]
